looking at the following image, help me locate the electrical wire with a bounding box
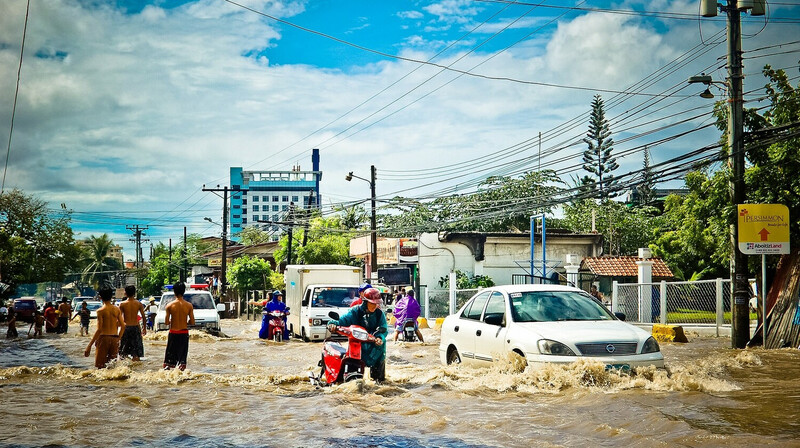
[2,0,30,195]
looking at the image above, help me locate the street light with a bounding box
[346,166,377,279]
[204,217,222,226]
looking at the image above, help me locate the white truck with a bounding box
[284,264,363,342]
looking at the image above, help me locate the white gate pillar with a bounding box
[636,248,654,323]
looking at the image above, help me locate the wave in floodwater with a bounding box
[0,348,761,396]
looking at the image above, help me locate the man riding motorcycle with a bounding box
[259,290,289,340]
[327,288,387,383]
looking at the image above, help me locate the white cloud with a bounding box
[398,10,424,20]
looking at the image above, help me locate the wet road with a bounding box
[1,319,799,447]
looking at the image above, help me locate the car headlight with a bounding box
[641,336,660,354]
[311,319,323,326]
[537,339,576,356]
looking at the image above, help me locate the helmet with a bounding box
[362,288,381,305]
[358,283,373,293]
[272,290,283,297]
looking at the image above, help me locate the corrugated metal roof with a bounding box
[581,256,674,278]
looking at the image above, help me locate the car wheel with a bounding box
[447,347,461,365]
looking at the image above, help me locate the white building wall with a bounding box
[418,232,601,290]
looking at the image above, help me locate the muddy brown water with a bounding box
[1,319,799,447]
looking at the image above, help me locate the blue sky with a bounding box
[1,0,798,261]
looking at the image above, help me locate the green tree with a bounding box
[649,171,730,280]
[80,234,122,288]
[636,147,656,206]
[0,189,81,289]
[559,199,665,256]
[138,253,179,296]
[274,216,357,266]
[582,94,619,199]
[227,255,273,294]
[239,226,272,246]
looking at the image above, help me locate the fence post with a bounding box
[715,277,724,337]
[611,281,619,313]
[449,272,457,315]
[660,280,667,324]
[424,288,430,320]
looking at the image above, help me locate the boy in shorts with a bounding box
[84,288,125,368]
[163,282,194,371]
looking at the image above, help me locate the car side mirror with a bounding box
[328,311,340,320]
[484,314,504,326]
[216,303,226,312]
[614,312,626,321]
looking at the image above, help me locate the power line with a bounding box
[2,0,30,195]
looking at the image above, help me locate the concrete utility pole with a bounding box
[287,202,295,266]
[370,165,377,278]
[126,225,149,269]
[203,185,240,299]
[183,226,188,283]
[694,0,763,348]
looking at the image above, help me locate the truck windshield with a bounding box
[311,287,359,308]
[160,293,215,310]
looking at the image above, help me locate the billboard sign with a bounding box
[738,204,790,255]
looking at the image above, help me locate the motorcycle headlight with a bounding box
[641,336,660,354]
[537,339,576,356]
[351,328,369,341]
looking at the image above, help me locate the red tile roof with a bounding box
[581,256,674,278]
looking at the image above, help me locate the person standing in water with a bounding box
[163,282,194,371]
[118,285,147,361]
[84,287,125,368]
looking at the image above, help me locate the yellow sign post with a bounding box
[737,204,790,255]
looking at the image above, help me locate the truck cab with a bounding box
[284,265,362,342]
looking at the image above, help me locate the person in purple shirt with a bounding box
[393,288,424,342]
[260,290,289,339]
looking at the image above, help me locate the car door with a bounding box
[473,291,509,364]
[451,291,491,363]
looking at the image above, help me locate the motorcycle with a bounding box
[399,318,417,342]
[259,307,290,342]
[309,312,383,386]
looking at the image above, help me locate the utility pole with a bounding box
[183,226,188,283]
[696,0,763,348]
[203,185,240,299]
[168,238,172,283]
[370,165,377,279]
[287,202,295,266]
[726,0,750,349]
[126,225,149,269]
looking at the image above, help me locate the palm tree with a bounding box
[81,234,120,288]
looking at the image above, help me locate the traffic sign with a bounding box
[738,204,790,254]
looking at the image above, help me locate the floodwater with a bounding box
[1,319,799,447]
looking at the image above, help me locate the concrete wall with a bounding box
[418,232,602,290]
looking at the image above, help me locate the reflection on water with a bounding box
[1,320,798,447]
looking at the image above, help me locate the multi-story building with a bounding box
[77,239,125,266]
[229,149,321,242]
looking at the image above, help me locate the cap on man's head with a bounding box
[272,290,283,297]
[358,283,373,292]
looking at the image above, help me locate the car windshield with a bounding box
[14,301,36,310]
[160,292,215,310]
[311,287,359,308]
[509,290,614,322]
[85,302,102,311]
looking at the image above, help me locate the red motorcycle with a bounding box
[309,313,381,386]
[268,310,287,342]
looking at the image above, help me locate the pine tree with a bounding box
[636,147,656,205]
[582,95,619,199]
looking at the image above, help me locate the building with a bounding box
[418,230,604,291]
[77,239,124,267]
[229,149,321,242]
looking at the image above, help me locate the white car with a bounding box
[84,301,103,319]
[155,288,224,332]
[439,284,664,370]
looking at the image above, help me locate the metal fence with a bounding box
[613,279,732,335]
[422,287,481,319]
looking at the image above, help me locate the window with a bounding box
[242,209,247,214]
[242,199,247,205]
[282,195,289,202]
[272,196,279,202]
[233,214,240,219]
[242,218,247,224]
[273,214,279,222]
[272,205,279,211]
[263,196,269,202]
[232,204,240,209]
[263,215,269,222]
[253,205,259,212]
[292,195,299,202]
[233,224,240,228]
[282,205,288,211]
[252,196,259,202]
[483,292,506,325]
[461,291,491,320]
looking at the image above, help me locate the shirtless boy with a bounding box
[84,288,125,368]
[163,282,194,371]
[118,285,147,361]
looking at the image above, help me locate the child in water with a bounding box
[6,309,17,339]
[33,310,44,338]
